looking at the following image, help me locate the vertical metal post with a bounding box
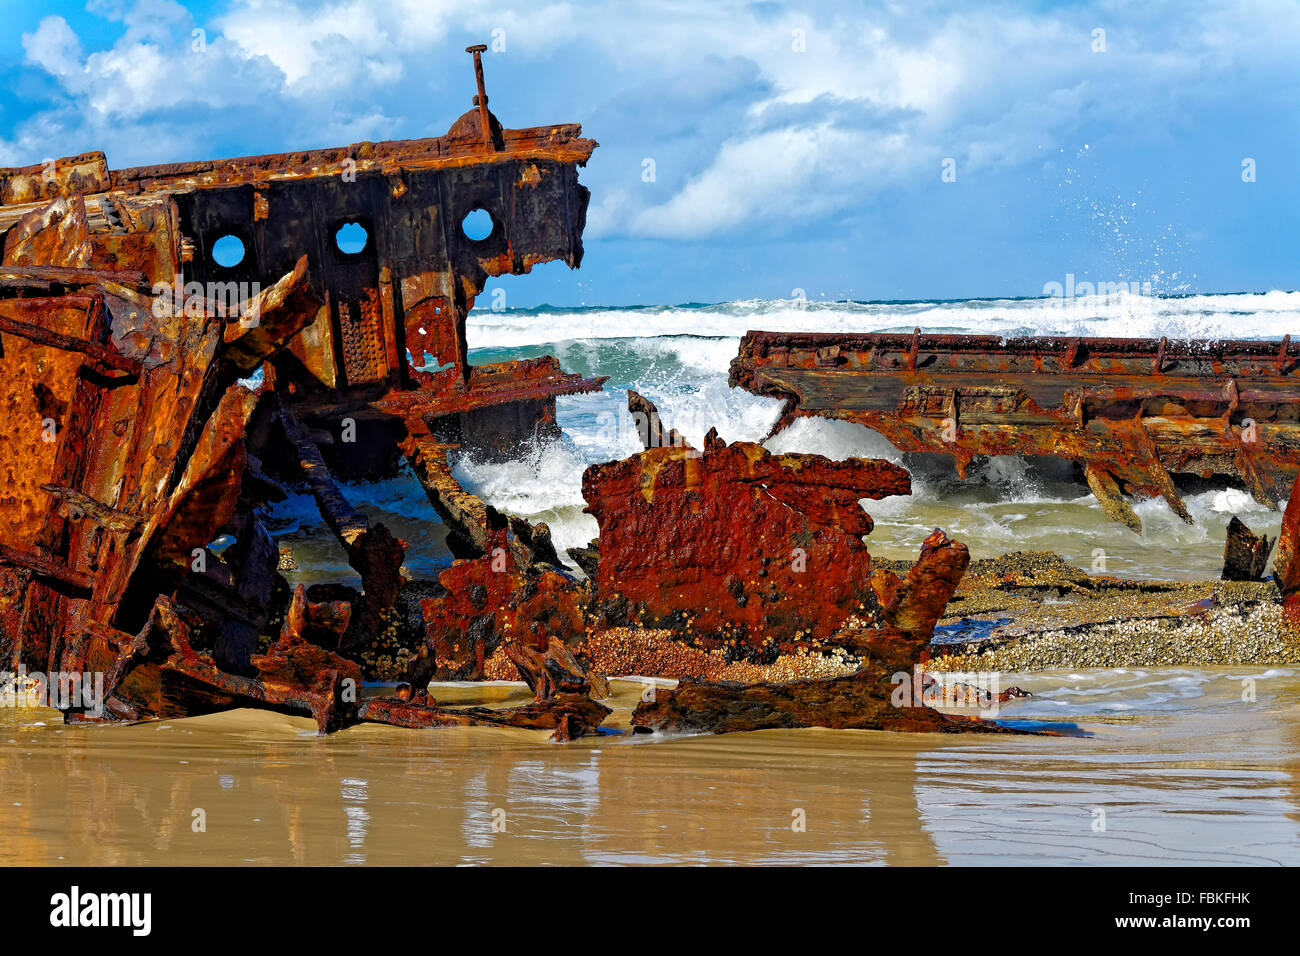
[465,45,494,152]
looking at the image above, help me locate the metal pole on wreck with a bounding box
[466,44,495,152]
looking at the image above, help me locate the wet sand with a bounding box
[3,671,1298,865]
[923,552,1300,670]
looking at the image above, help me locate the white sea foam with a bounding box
[764,417,904,462]
[451,441,602,560]
[467,290,1300,349]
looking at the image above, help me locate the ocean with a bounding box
[444,290,1299,582]
[271,289,1300,586]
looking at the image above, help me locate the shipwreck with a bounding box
[731,330,1300,532]
[9,46,1280,741]
[0,47,1001,739]
[728,327,1300,624]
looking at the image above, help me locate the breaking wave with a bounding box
[467,289,1300,349]
[435,291,1300,580]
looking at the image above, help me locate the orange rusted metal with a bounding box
[731,329,1300,531]
[0,48,610,737]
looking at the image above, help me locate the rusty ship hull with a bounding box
[730,329,1300,532]
[0,48,615,737]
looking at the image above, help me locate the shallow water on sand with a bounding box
[3,668,1298,865]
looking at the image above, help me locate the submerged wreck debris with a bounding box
[1222,516,1274,582]
[730,330,1300,532]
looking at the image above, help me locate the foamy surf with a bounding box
[466,290,1300,349]
[415,291,1300,582]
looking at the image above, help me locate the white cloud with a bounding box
[4,0,1298,242]
[582,0,1300,239]
[23,17,85,82]
[625,124,904,239]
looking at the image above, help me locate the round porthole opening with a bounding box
[335,221,369,255]
[212,234,245,268]
[461,208,493,241]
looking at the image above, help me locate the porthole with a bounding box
[335,221,369,255]
[212,234,245,268]
[461,208,493,241]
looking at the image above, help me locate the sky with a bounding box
[0,0,1295,307]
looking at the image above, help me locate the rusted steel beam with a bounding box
[370,357,607,420]
[504,635,602,700]
[1083,463,1141,532]
[218,254,323,374]
[0,543,92,592]
[42,484,141,534]
[0,306,141,375]
[399,412,563,566]
[399,416,491,556]
[105,125,595,193]
[731,330,1300,529]
[737,329,1300,368]
[0,264,150,292]
[281,409,369,545]
[466,45,496,153]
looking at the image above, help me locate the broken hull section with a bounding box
[0,49,612,739]
[730,329,1300,532]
